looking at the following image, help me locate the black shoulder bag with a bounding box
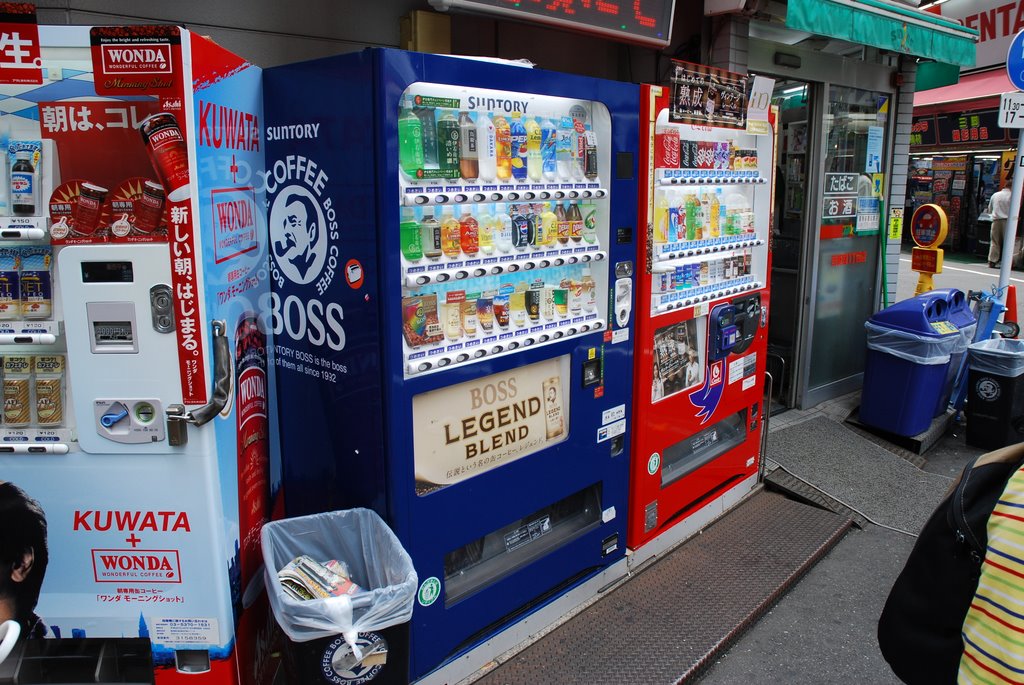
[877,446,1024,685]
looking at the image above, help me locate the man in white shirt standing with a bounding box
[987,175,1014,268]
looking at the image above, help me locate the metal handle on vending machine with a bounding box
[166,320,232,445]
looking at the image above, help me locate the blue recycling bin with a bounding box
[927,289,977,416]
[861,296,961,436]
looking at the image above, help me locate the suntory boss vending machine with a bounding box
[265,49,638,682]
[628,65,775,560]
[0,24,279,685]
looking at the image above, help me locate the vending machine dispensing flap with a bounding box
[167,320,231,442]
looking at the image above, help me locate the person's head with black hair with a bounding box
[0,482,48,637]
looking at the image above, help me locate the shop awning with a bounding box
[914,69,1012,108]
[787,0,978,67]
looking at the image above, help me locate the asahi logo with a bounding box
[101,43,171,74]
[92,549,182,583]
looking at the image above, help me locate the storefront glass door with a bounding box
[801,85,890,406]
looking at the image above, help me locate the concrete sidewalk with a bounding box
[694,393,985,685]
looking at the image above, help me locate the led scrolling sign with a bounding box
[428,0,675,47]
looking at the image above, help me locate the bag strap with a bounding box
[948,442,1024,558]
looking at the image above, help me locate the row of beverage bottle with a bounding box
[400,201,597,262]
[653,188,754,244]
[652,251,753,293]
[403,269,597,348]
[654,128,758,171]
[398,102,599,183]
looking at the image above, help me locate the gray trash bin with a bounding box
[262,509,417,684]
[966,338,1024,449]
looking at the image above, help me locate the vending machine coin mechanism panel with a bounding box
[59,244,183,454]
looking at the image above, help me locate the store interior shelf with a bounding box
[405,247,605,287]
[402,184,608,206]
[654,237,762,263]
[0,216,48,241]
[653,279,763,315]
[406,315,606,377]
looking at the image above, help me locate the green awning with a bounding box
[787,0,978,67]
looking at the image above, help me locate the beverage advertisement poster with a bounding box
[651,318,704,402]
[669,61,747,130]
[412,356,571,492]
[0,2,41,85]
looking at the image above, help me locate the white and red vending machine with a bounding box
[0,23,279,685]
[628,65,776,560]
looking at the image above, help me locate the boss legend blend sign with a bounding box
[427,0,675,46]
[412,356,570,492]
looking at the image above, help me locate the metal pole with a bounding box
[999,154,1024,296]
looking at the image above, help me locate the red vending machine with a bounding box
[629,65,776,560]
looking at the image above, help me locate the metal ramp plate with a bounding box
[470,491,851,684]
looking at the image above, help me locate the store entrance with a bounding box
[768,79,814,408]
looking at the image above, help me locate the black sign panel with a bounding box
[935,110,1006,146]
[910,115,936,147]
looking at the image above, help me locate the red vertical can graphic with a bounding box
[235,314,269,591]
[654,128,680,168]
[133,180,166,233]
[139,112,191,202]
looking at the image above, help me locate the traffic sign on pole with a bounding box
[1001,92,1024,128]
[1008,30,1024,91]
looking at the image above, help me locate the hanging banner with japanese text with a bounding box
[0,3,41,85]
[669,60,747,130]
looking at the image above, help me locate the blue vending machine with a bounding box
[263,49,638,682]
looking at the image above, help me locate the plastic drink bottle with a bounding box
[567,201,583,242]
[583,123,598,179]
[556,116,575,181]
[540,203,557,247]
[526,116,543,181]
[400,206,422,261]
[458,111,479,181]
[420,212,442,260]
[708,190,720,238]
[572,118,586,179]
[685,193,701,241]
[510,112,527,181]
[494,113,512,180]
[581,266,596,312]
[437,110,461,179]
[525,205,540,249]
[715,188,726,235]
[494,203,513,253]
[415,106,438,168]
[658,190,673,244]
[541,117,558,181]
[440,205,461,258]
[398,97,424,178]
[555,201,570,245]
[460,208,479,256]
[477,112,497,182]
[477,206,495,255]
[582,204,597,244]
[510,204,530,250]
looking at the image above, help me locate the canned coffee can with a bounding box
[139,113,191,202]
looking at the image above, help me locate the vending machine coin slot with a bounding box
[149,284,175,334]
[581,358,601,388]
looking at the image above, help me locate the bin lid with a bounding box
[925,288,976,329]
[870,296,959,337]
